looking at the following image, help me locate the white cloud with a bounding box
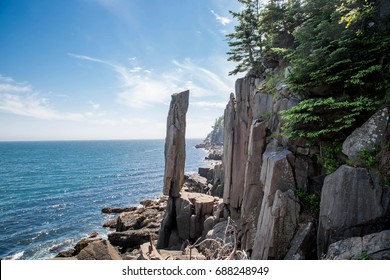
[191,101,227,109]
[0,77,84,121]
[210,10,231,26]
[0,75,15,83]
[69,53,234,109]
[88,101,101,110]
[0,83,32,93]
[0,93,83,121]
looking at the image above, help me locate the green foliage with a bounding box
[358,147,379,167]
[287,0,390,98]
[226,0,263,76]
[338,0,376,30]
[350,147,381,168]
[263,69,284,95]
[206,116,224,146]
[359,251,371,260]
[280,96,380,140]
[294,189,320,217]
[317,142,344,175]
[259,0,304,51]
[227,0,389,145]
[261,111,272,121]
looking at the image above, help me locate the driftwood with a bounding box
[185,217,247,260]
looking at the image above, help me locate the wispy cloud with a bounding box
[0,77,83,121]
[88,100,101,110]
[69,53,234,109]
[191,101,227,109]
[210,10,231,26]
[0,93,83,121]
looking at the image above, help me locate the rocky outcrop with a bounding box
[76,239,122,260]
[108,228,158,252]
[225,79,258,209]
[185,173,209,193]
[317,165,390,257]
[342,107,389,160]
[102,206,137,214]
[205,148,223,160]
[163,90,189,197]
[221,75,314,259]
[250,147,298,259]
[252,189,299,259]
[158,89,227,250]
[157,190,217,248]
[326,230,390,260]
[241,120,268,252]
[284,222,317,260]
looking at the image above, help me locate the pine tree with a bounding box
[226,0,263,75]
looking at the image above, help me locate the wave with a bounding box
[49,239,74,252]
[4,251,24,260]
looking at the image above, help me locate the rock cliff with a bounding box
[215,69,390,259]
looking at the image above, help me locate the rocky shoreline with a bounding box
[53,163,227,260]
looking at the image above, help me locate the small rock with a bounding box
[108,229,158,252]
[116,212,145,232]
[88,232,98,238]
[102,219,117,228]
[102,207,137,214]
[55,248,75,258]
[74,238,102,254]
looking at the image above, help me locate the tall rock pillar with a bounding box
[163,90,189,197]
[158,90,189,249]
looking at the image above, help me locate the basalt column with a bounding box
[158,90,189,248]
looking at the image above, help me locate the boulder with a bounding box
[204,220,234,245]
[76,240,122,260]
[185,173,208,193]
[205,149,223,160]
[326,230,390,260]
[157,191,215,248]
[342,108,389,159]
[198,166,212,180]
[108,229,158,252]
[116,212,145,232]
[55,248,75,258]
[284,222,317,260]
[163,90,189,197]
[102,206,137,214]
[210,184,224,198]
[203,216,215,235]
[139,242,163,260]
[140,199,157,208]
[317,165,390,257]
[74,237,102,254]
[102,219,117,228]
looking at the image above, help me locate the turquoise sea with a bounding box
[0,139,207,260]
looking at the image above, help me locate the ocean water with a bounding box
[0,139,208,260]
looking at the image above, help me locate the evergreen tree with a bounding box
[287,0,390,98]
[226,0,263,75]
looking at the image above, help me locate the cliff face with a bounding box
[219,71,390,260]
[155,70,390,260]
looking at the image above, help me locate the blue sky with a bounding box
[0,0,241,141]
